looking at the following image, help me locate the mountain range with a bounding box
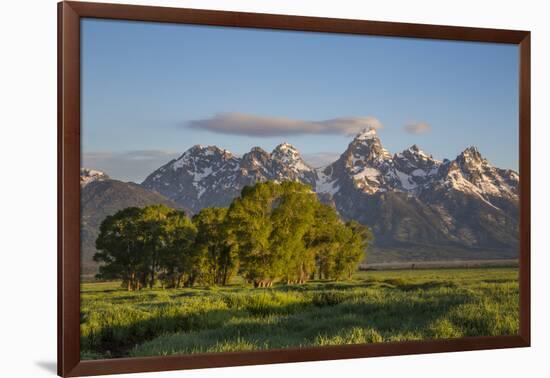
[81,128,519,272]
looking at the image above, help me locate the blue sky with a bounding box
[81,18,519,183]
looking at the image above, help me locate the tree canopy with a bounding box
[94,181,373,290]
[94,205,196,290]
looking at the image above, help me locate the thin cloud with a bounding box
[82,150,179,183]
[188,112,383,137]
[303,152,341,168]
[403,122,431,134]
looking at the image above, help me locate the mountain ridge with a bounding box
[142,128,518,209]
[84,128,518,265]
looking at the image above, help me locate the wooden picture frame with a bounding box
[58,1,531,376]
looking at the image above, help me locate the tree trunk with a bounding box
[150,270,155,288]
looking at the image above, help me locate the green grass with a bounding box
[80,268,519,359]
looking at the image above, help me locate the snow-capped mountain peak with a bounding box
[355,127,378,141]
[350,128,392,160]
[241,147,271,173]
[80,168,109,187]
[184,144,231,158]
[273,142,297,152]
[393,145,440,180]
[272,142,311,172]
[436,146,518,202]
[142,143,315,213]
[455,146,484,168]
[405,144,431,159]
[172,145,230,168]
[397,145,435,163]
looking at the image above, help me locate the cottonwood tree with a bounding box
[305,204,344,280]
[192,207,237,286]
[94,207,147,291]
[94,205,196,290]
[157,209,197,288]
[332,220,373,280]
[139,205,169,288]
[270,187,317,284]
[304,206,373,281]
[227,181,321,287]
[226,182,279,287]
[344,220,373,279]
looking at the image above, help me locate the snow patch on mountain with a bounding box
[395,170,417,190]
[272,143,312,174]
[80,168,109,187]
[316,168,339,195]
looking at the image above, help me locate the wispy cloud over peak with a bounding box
[188,112,383,137]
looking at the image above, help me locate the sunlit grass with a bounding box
[80,268,519,359]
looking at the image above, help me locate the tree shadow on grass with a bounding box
[395,280,459,291]
[128,292,474,358]
[81,307,238,358]
[81,288,121,294]
[482,278,515,284]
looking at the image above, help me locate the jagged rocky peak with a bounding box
[461,145,482,157]
[272,142,312,172]
[80,168,109,187]
[355,127,379,141]
[456,146,485,168]
[272,142,299,159]
[270,142,315,187]
[396,144,432,162]
[326,128,397,195]
[453,146,493,176]
[273,141,297,151]
[240,147,272,179]
[352,128,382,148]
[141,143,242,212]
[171,144,237,171]
[242,147,271,166]
[432,146,519,202]
[247,146,269,155]
[394,144,440,177]
[347,128,392,162]
[346,128,391,164]
[402,144,432,160]
[184,144,232,159]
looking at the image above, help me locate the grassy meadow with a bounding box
[80,267,519,360]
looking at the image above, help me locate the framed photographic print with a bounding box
[58,1,530,376]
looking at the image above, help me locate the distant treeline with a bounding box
[94,181,372,290]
